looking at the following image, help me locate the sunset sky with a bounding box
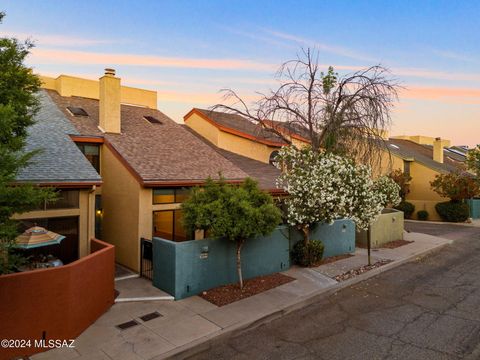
[2,0,479,146]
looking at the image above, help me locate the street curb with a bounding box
[160,239,452,360]
[405,219,479,227]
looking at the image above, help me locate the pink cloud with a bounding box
[29,48,275,72]
[400,86,480,104]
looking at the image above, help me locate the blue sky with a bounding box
[2,0,479,146]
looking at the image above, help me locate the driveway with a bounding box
[189,223,480,360]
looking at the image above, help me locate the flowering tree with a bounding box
[373,176,401,208]
[275,146,384,244]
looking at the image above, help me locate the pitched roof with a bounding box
[15,91,102,185]
[183,126,282,191]
[387,138,466,173]
[186,108,289,147]
[46,90,248,185]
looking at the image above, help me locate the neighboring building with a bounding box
[184,108,293,164]
[388,135,468,220]
[39,70,282,271]
[13,91,101,263]
[184,108,470,221]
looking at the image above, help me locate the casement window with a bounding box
[152,188,189,204]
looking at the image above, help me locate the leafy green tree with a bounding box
[0,12,55,274]
[467,145,480,180]
[430,171,480,202]
[182,177,281,289]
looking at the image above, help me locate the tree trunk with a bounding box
[301,225,310,245]
[236,239,246,290]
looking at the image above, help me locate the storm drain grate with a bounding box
[140,311,162,322]
[116,320,139,330]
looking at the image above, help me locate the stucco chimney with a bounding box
[433,137,444,163]
[99,68,121,133]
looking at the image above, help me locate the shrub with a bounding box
[417,210,429,221]
[394,201,415,219]
[292,239,324,267]
[435,201,470,222]
[430,171,480,201]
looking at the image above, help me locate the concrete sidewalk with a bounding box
[33,231,451,360]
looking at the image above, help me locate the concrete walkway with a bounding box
[32,231,451,360]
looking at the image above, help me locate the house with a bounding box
[184,108,469,221]
[12,91,101,263]
[388,135,468,220]
[184,108,309,164]
[38,70,282,272]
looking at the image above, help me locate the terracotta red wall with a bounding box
[0,239,115,360]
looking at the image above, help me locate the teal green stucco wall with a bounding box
[466,199,480,219]
[289,219,356,258]
[152,226,290,299]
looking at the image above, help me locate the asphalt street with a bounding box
[188,222,480,360]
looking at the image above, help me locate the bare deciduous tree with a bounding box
[213,48,400,167]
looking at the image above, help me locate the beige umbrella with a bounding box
[16,226,65,249]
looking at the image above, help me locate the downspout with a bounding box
[88,185,96,254]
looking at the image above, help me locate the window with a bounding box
[152,188,190,204]
[36,189,80,210]
[403,160,411,177]
[144,116,163,124]
[269,150,280,166]
[76,143,100,173]
[66,106,88,117]
[153,210,191,242]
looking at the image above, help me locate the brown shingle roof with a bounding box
[387,138,466,173]
[46,90,248,184]
[183,125,282,191]
[189,108,289,146]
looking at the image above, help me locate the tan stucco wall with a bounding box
[374,150,405,178]
[356,209,404,248]
[40,75,157,109]
[184,112,220,146]
[391,135,450,147]
[185,112,280,163]
[406,162,448,221]
[101,146,142,271]
[13,188,95,258]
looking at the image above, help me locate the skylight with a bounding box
[66,106,88,117]
[389,144,400,149]
[144,116,163,124]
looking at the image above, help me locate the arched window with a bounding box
[269,150,280,166]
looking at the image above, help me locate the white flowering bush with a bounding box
[373,176,401,208]
[275,146,384,236]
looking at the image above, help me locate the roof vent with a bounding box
[144,116,163,124]
[66,106,89,117]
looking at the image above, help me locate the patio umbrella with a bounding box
[15,226,65,249]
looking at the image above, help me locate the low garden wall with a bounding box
[153,220,356,299]
[356,209,404,248]
[0,239,115,360]
[289,219,356,258]
[466,199,480,219]
[152,226,291,299]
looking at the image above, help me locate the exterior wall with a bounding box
[466,199,480,219]
[185,112,279,163]
[0,239,114,360]
[356,209,404,248]
[101,145,142,270]
[290,219,356,258]
[183,112,220,146]
[406,162,448,221]
[218,131,279,163]
[152,225,291,299]
[391,135,450,147]
[12,188,95,258]
[374,150,406,177]
[40,75,157,109]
